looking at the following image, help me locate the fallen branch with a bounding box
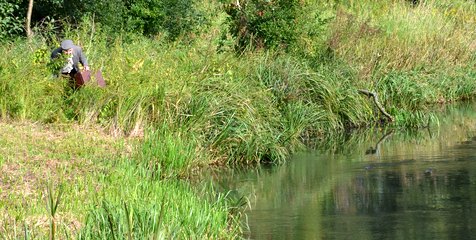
[358,89,394,122]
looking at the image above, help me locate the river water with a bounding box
[213,103,476,239]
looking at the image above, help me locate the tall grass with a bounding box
[0,28,373,165]
[0,40,67,122]
[1,18,475,165]
[77,159,240,239]
[2,1,476,163]
[323,0,476,128]
[330,0,476,75]
[138,124,197,179]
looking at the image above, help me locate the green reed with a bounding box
[77,158,240,239]
[44,181,63,240]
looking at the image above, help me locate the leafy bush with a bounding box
[126,0,207,40]
[2,0,209,41]
[85,0,128,35]
[224,0,302,50]
[0,0,23,40]
[223,0,334,55]
[81,0,208,40]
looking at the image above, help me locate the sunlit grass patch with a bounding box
[0,121,126,237]
[0,121,122,189]
[0,121,240,239]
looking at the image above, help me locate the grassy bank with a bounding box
[2,0,476,238]
[0,122,240,238]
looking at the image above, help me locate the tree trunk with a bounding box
[26,0,34,38]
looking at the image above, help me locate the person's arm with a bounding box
[51,47,62,59]
[78,47,90,71]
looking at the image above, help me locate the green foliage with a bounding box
[126,0,206,39]
[2,0,210,41]
[32,0,87,22]
[0,0,23,40]
[224,0,332,52]
[78,179,237,239]
[225,0,302,50]
[47,51,69,74]
[194,72,289,164]
[5,1,476,237]
[0,122,240,239]
[4,0,476,166]
[68,0,210,40]
[84,0,128,36]
[0,41,67,122]
[33,47,48,64]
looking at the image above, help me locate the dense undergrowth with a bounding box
[2,0,476,238]
[3,0,476,166]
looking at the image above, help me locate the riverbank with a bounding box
[2,0,476,238]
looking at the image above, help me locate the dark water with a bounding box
[213,104,476,240]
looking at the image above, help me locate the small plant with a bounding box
[44,181,63,240]
[24,221,30,240]
[33,47,49,65]
[47,52,69,75]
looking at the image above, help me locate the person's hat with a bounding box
[61,39,74,50]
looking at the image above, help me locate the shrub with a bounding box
[0,0,23,40]
[126,0,207,40]
[225,0,303,50]
[223,0,334,55]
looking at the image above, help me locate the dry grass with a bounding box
[0,121,126,196]
[328,2,476,80]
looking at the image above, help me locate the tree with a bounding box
[126,0,205,40]
[26,0,33,38]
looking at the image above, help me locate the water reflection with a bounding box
[365,130,394,156]
[212,103,476,240]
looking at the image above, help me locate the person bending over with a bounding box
[51,39,90,78]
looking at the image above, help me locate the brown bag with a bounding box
[74,70,91,88]
[73,70,106,88]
